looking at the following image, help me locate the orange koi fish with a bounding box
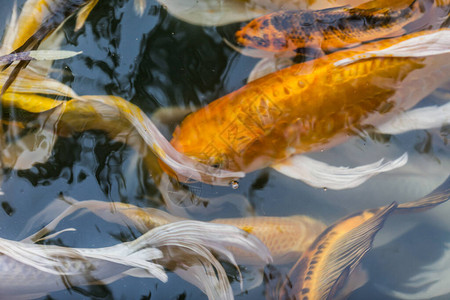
[169,29,450,174]
[235,0,420,55]
[277,187,449,299]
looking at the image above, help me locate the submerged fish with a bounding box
[169,29,450,175]
[27,199,327,265]
[277,186,450,299]
[24,185,450,299]
[235,0,421,55]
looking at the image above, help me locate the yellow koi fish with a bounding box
[169,29,450,175]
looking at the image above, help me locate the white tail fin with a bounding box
[21,200,272,300]
[272,153,408,190]
[82,95,245,186]
[335,29,450,66]
[377,102,450,135]
[4,220,271,299]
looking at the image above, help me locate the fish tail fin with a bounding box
[125,220,272,300]
[271,153,408,190]
[394,180,450,214]
[335,29,450,66]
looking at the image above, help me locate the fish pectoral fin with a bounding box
[376,102,450,135]
[271,153,408,190]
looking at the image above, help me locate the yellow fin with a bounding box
[75,0,99,31]
[280,202,397,299]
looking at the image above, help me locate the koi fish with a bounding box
[26,198,327,265]
[23,183,449,299]
[0,88,244,184]
[277,185,450,299]
[235,0,421,55]
[169,29,450,178]
[0,220,270,300]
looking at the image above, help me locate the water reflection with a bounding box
[0,0,449,299]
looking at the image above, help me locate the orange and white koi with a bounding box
[169,29,450,176]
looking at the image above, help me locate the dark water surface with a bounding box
[0,0,449,299]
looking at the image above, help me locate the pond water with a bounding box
[0,0,449,299]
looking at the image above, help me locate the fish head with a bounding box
[235,15,292,52]
[169,123,238,171]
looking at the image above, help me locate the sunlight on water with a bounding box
[0,0,449,299]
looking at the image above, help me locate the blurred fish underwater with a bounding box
[0,0,449,299]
